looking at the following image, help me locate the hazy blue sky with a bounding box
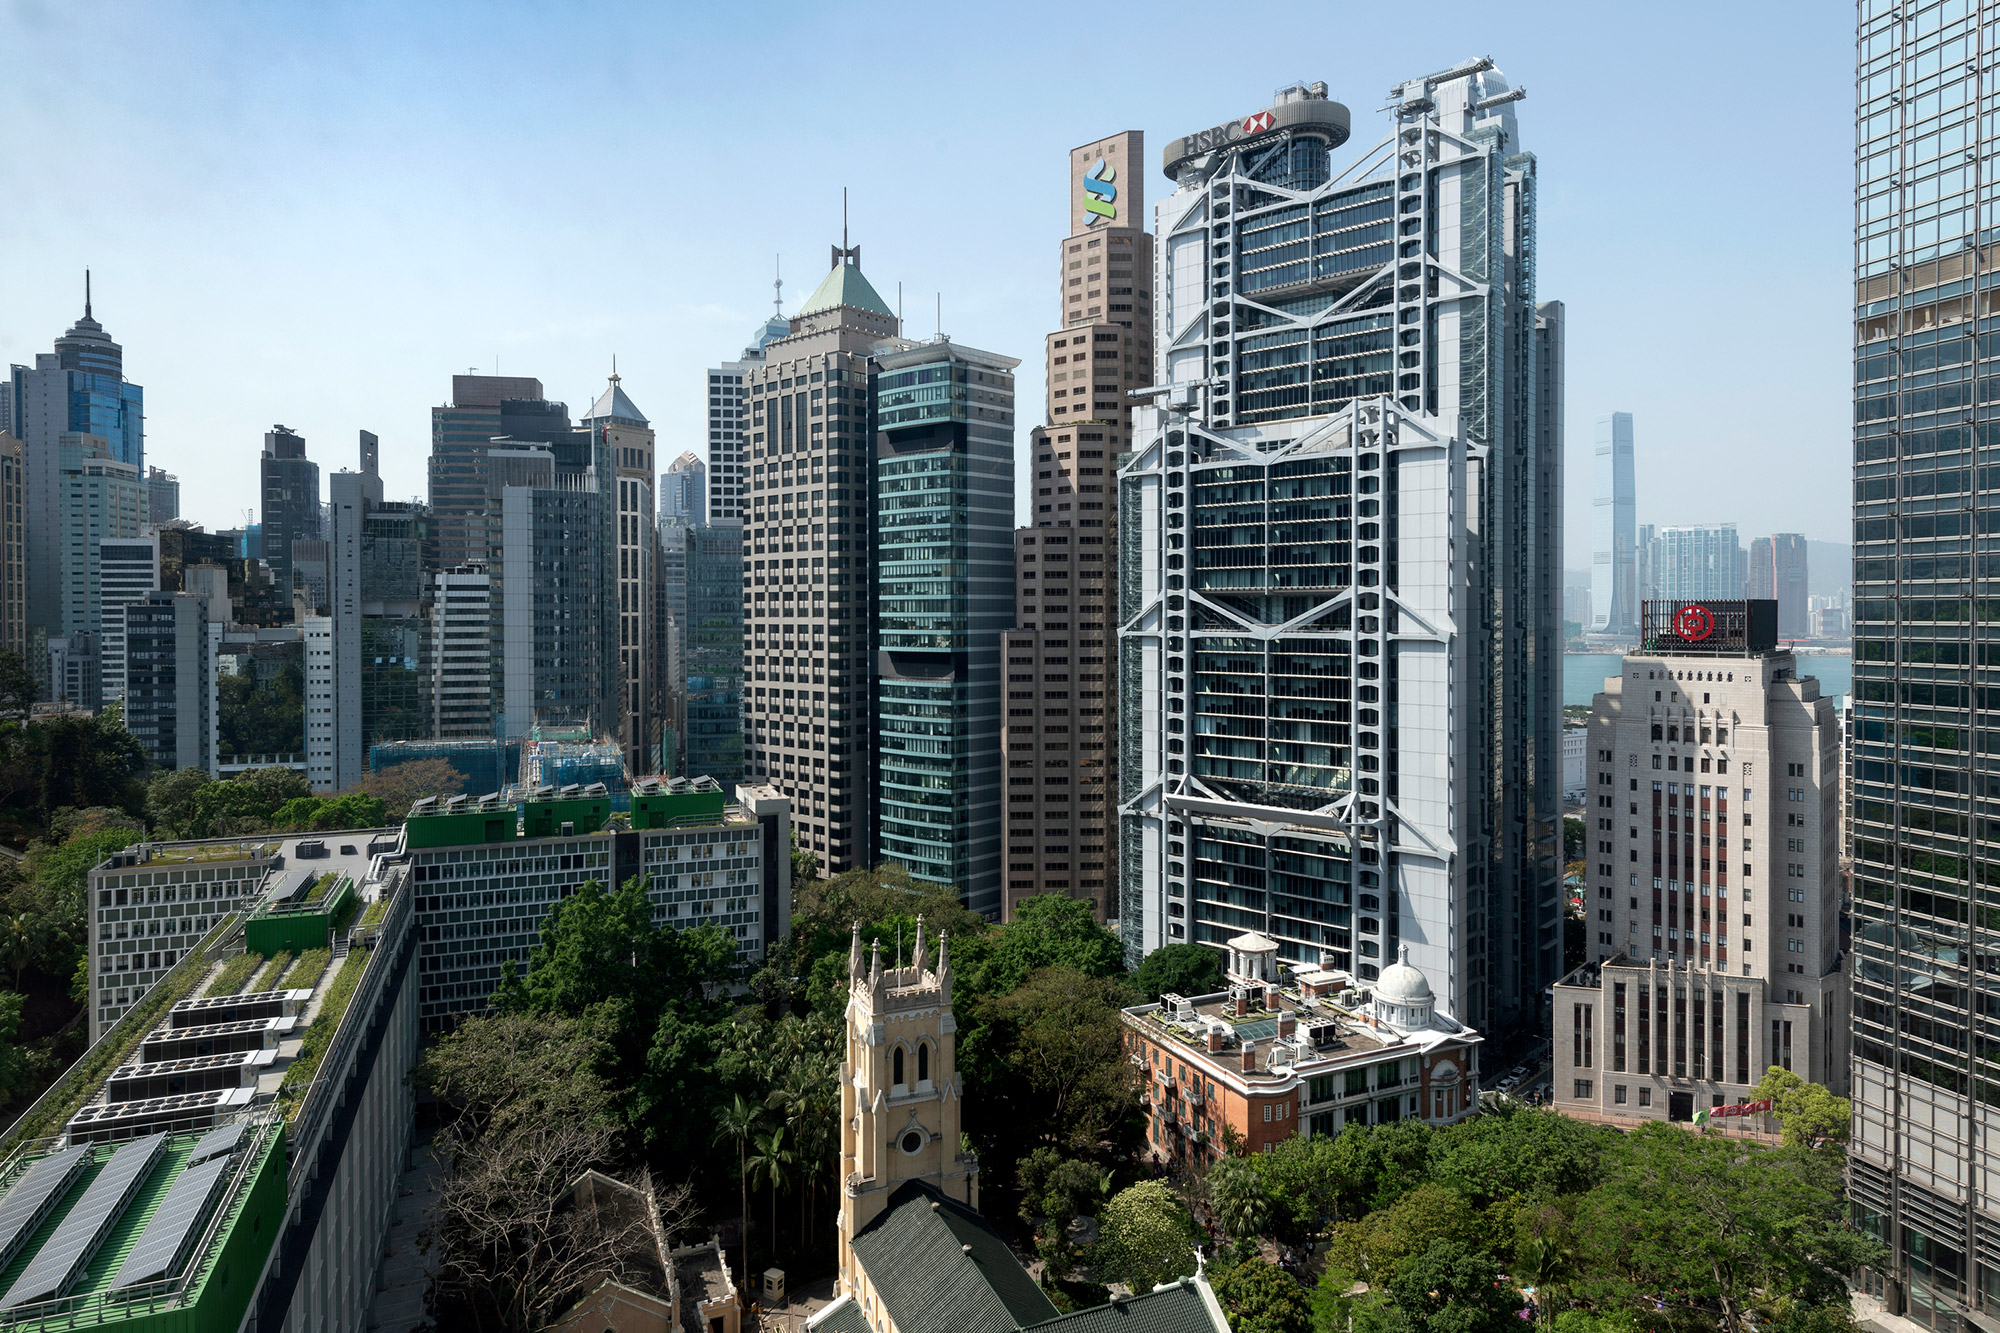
[0,1,1852,568]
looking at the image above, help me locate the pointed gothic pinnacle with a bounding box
[849,920,862,983]
[869,937,882,987]
[912,914,928,974]
[936,931,951,994]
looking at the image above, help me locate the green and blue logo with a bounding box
[1082,158,1117,228]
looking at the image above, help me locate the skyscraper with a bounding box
[432,564,494,739]
[873,339,1018,916]
[707,279,791,525]
[0,433,25,660]
[684,524,744,784]
[662,451,708,529]
[1848,6,1996,1321]
[57,432,144,644]
[1119,67,1563,1044]
[7,282,145,639]
[1591,412,1636,634]
[1650,524,1746,602]
[1747,533,1810,639]
[428,375,573,572]
[581,373,658,775]
[1003,130,1153,922]
[146,466,180,525]
[260,425,320,600]
[98,531,160,707]
[123,590,219,773]
[488,442,611,739]
[741,243,901,874]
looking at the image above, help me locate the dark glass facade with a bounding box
[684,525,743,784]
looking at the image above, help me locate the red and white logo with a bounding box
[1242,111,1275,133]
[1674,604,1716,642]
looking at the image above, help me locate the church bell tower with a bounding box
[835,917,978,1296]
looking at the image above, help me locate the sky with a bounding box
[0,0,1855,575]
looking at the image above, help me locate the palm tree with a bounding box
[714,1094,762,1287]
[0,914,42,990]
[746,1125,796,1275]
[1208,1155,1272,1241]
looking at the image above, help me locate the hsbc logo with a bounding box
[1242,111,1274,133]
[1175,105,1281,159]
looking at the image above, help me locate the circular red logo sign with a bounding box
[1675,604,1715,642]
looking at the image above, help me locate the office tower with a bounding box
[1651,524,1746,601]
[1591,412,1637,634]
[1748,533,1810,639]
[873,340,1019,916]
[0,433,23,658]
[1553,599,1847,1121]
[489,443,610,739]
[57,432,144,644]
[7,281,145,639]
[259,425,320,601]
[684,525,743,784]
[146,465,180,524]
[124,590,220,772]
[1849,7,2000,1320]
[1120,66,1564,1045]
[659,524,689,771]
[581,372,658,775]
[358,499,430,744]
[708,283,792,524]
[428,375,573,572]
[99,531,160,706]
[432,564,494,739]
[663,450,708,528]
[410,780,790,1031]
[1004,130,1153,922]
[742,244,901,874]
[46,633,100,711]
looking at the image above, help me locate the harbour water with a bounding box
[1563,651,1852,708]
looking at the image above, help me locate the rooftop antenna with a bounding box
[898,282,903,326]
[936,292,942,340]
[84,269,92,319]
[610,353,619,385]
[831,187,860,270]
[773,254,784,317]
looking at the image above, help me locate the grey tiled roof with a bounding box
[849,1181,1059,1333]
[1026,1282,1225,1333]
[814,1296,876,1333]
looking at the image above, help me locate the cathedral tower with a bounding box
[836,917,978,1297]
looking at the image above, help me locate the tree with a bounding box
[1563,816,1585,864]
[1212,1258,1312,1333]
[0,650,34,722]
[0,914,49,990]
[1383,1239,1520,1333]
[1210,1154,1275,1241]
[1425,1108,1610,1206]
[0,991,32,1106]
[216,661,303,757]
[746,1124,795,1264]
[1321,1183,1485,1289]
[145,767,213,837]
[1574,1123,1884,1331]
[973,894,1123,996]
[1100,1180,1199,1292]
[1132,943,1225,1002]
[411,1010,612,1142]
[976,965,1139,1160]
[349,759,469,820]
[1248,1133,1346,1242]
[1751,1067,1851,1149]
[714,1094,762,1288]
[791,831,819,894]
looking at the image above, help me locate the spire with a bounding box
[869,937,882,988]
[936,932,951,997]
[848,920,862,983]
[84,268,92,319]
[610,354,619,386]
[912,914,928,975]
[830,187,861,271]
[773,254,784,317]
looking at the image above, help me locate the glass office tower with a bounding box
[1848,2,2000,1324]
[1119,68,1563,1042]
[873,340,1019,916]
[685,524,745,784]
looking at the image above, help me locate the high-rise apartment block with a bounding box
[1747,533,1809,639]
[1848,5,2000,1321]
[7,285,144,641]
[1591,412,1637,635]
[58,432,144,647]
[259,425,319,601]
[432,564,494,739]
[742,249,900,873]
[1119,67,1563,1047]
[98,531,160,707]
[707,294,791,526]
[0,433,22,659]
[490,442,610,740]
[1648,524,1746,602]
[1553,599,1846,1124]
[873,339,1018,917]
[1004,131,1153,921]
[124,590,219,774]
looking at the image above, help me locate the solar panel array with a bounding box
[0,1146,91,1275]
[185,1122,246,1167]
[112,1155,230,1289]
[0,1133,165,1309]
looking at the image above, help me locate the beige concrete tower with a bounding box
[836,917,978,1299]
[1004,131,1151,925]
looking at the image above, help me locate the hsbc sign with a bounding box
[1176,108,1278,158]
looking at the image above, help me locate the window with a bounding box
[1573,1080,1593,1099]
[917,1041,930,1083]
[1614,1084,1628,1105]
[1263,1104,1273,1122]
[892,1046,904,1085]
[1638,1088,1652,1107]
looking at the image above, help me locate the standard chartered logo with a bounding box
[1082,158,1117,227]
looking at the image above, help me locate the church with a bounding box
[807,920,1233,1333]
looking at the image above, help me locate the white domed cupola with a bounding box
[1372,945,1436,1032]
